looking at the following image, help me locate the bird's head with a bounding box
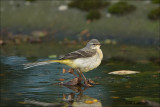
[86,39,101,49]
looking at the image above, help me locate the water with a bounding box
[0,55,159,107]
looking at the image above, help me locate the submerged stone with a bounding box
[108,70,140,75]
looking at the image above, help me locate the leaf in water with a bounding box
[68,68,74,74]
[85,100,94,104]
[152,84,159,87]
[62,68,67,74]
[111,96,120,99]
[152,75,158,78]
[93,99,98,102]
[109,91,116,93]
[18,101,27,104]
[0,73,5,76]
[125,85,131,88]
[58,78,65,81]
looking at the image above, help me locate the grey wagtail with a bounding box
[24,39,103,86]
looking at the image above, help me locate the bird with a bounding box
[24,39,103,86]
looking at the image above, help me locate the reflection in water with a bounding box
[63,85,102,107]
[24,85,102,107]
[24,99,64,106]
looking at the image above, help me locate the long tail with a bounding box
[23,59,72,69]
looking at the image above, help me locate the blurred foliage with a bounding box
[68,0,109,21]
[1,0,159,42]
[68,0,109,11]
[148,7,160,20]
[108,2,136,15]
[86,10,101,20]
[152,0,160,4]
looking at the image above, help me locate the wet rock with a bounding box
[61,77,82,86]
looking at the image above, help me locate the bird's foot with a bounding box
[84,79,99,87]
[84,80,93,87]
[87,79,100,85]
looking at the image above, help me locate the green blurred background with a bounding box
[1,0,159,45]
[0,0,160,107]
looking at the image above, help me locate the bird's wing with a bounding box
[61,48,96,60]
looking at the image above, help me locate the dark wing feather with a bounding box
[60,48,96,60]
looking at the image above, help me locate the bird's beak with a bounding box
[95,43,101,46]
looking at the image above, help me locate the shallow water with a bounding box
[0,55,159,107]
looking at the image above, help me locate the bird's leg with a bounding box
[76,69,83,81]
[81,73,91,87]
[81,73,87,81]
[77,69,91,87]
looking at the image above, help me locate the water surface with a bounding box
[0,55,159,107]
